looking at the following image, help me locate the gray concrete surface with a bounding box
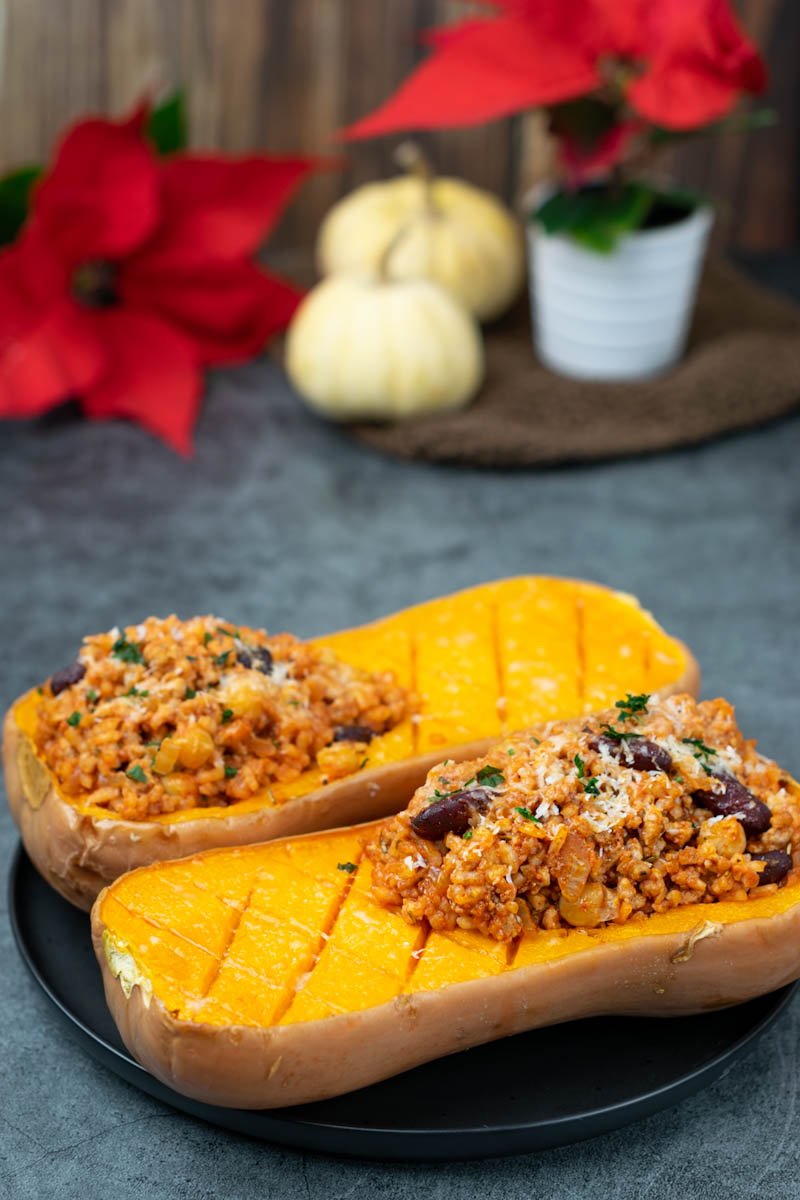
[1,275,799,1197]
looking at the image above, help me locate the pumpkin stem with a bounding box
[377,142,438,281]
[395,140,438,217]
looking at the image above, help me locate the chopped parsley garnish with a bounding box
[531,736,541,745]
[125,686,149,698]
[681,737,717,775]
[507,747,515,756]
[614,692,650,722]
[217,626,239,638]
[126,764,147,783]
[111,637,144,665]
[214,650,230,668]
[337,861,357,873]
[462,830,474,841]
[186,654,197,662]
[36,686,43,696]
[476,765,505,789]
[203,632,213,646]
[515,806,541,823]
[86,688,98,703]
[576,754,600,794]
[600,723,639,742]
[221,707,234,724]
[66,711,81,727]
[681,737,717,757]
[224,765,238,778]
[359,758,369,769]
[184,687,197,700]
[442,759,453,766]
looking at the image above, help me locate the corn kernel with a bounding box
[177,726,216,770]
[153,738,180,775]
[220,673,272,721]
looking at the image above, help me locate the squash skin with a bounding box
[3,577,699,909]
[91,861,800,1110]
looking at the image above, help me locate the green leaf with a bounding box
[515,806,541,824]
[111,637,145,665]
[535,183,657,255]
[147,92,187,155]
[658,185,704,213]
[476,765,505,789]
[650,107,778,147]
[0,166,41,246]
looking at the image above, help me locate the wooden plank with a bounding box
[0,0,794,252]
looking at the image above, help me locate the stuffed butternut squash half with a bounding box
[92,692,800,1109]
[4,577,696,909]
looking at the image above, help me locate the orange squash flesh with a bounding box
[93,803,800,1109]
[5,577,697,908]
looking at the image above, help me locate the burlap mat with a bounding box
[350,259,800,467]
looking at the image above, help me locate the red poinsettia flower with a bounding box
[557,121,643,186]
[0,106,314,453]
[344,0,766,140]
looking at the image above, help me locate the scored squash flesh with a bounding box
[5,577,697,908]
[93,803,800,1110]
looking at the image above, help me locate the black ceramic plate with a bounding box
[9,844,796,1162]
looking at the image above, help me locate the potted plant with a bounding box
[344,0,769,382]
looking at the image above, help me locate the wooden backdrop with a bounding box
[0,0,796,255]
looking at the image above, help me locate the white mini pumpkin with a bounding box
[285,272,484,422]
[317,144,525,323]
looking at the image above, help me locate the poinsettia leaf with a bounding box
[148,92,187,156]
[570,223,618,254]
[0,166,41,246]
[536,190,600,235]
[658,185,704,212]
[536,183,657,254]
[601,183,655,234]
[650,106,778,148]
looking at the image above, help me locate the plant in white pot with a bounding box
[344,0,770,382]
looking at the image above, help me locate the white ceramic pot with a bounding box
[527,201,713,381]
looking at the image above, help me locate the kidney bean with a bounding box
[692,774,772,836]
[411,787,493,841]
[236,645,273,674]
[752,850,792,885]
[333,724,375,743]
[50,660,86,695]
[591,735,672,774]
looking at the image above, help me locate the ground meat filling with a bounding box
[367,693,798,941]
[35,616,411,820]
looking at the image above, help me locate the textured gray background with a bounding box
[1,263,799,1199]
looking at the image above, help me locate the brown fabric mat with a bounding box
[349,259,800,467]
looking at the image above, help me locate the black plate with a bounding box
[9,844,796,1161]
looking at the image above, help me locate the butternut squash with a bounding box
[4,577,697,909]
[92,798,800,1109]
